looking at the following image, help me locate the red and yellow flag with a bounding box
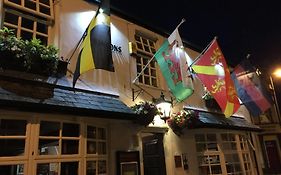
[191,39,240,117]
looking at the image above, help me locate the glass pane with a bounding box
[8,0,21,5]
[0,119,26,136]
[97,142,106,155]
[0,164,24,175]
[36,35,48,46]
[0,139,25,156]
[144,45,150,52]
[207,143,218,151]
[39,5,51,15]
[40,121,60,136]
[22,17,34,30]
[136,43,143,50]
[62,140,79,154]
[142,38,148,45]
[62,123,80,137]
[21,30,33,41]
[151,69,156,77]
[97,128,106,140]
[98,160,106,174]
[24,0,36,10]
[38,139,59,155]
[61,162,79,175]
[144,76,150,85]
[87,126,96,139]
[195,134,205,142]
[87,161,96,175]
[87,141,96,154]
[39,0,50,5]
[37,22,48,34]
[144,67,149,74]
[37,163,59,175]
[4,12,19,25]
[149,40,154,47]
[152,78,157,87]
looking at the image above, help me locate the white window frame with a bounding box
[195,132,255,175]
[134,32,158,87]
[2,0,53,45]
[0,114,109,175]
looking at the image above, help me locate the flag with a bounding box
[191,39,240,117]
[73,0,114,87]
[154,28,193,102]
[231,59,272,117]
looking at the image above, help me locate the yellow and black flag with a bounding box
[73,0,114,87]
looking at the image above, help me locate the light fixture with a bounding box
[153,92,172,123]
[99,8,104,14]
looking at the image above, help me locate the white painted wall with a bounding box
[51,0,260,174]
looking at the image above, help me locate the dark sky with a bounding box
[111,0,281,73]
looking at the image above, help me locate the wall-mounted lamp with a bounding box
[154,92,172,123]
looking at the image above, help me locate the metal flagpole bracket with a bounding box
[132,88,143,101]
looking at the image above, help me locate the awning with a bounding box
[184,108,261,132]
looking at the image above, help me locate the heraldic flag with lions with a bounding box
[192,39,240,117]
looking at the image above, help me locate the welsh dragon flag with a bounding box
[191,39,240,117]
[154,28,193,102]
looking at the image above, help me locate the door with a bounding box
[265,140,281,173]
[142,133,166,175]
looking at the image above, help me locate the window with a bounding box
[38,121,80,155]
[134,33,158,87]
[0,119,27,157]
[195,133,254,175]
[86,125,107,175]
[3,0,54,45]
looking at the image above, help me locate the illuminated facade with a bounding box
[0,0,269,174]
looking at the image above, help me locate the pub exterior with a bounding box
[0,0,272,174]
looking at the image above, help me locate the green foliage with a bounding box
[131,101,161,126]
[0,27,25,58]
[167,110,198,136]
[0,27,60,76]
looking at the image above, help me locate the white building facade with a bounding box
[0,0,266,174]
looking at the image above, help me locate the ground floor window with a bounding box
[0,116,108,175]
[195,132,254,175]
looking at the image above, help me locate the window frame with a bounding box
[134,32,159,88]
[195,132,255,175]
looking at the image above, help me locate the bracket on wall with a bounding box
[132,88,143,101]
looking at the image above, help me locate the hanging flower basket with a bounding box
[167,110,198,136]
[131,101,161,126]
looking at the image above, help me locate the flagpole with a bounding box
[189,36,217,68]
[132,18,186,84]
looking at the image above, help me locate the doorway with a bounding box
[142,133,166,175]
[265,140,281,173]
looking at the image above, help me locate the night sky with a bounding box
[111,0,281,72]
[111,0,281,105]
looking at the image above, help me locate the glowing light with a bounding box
[273,68,281,78]
[99,8,104,14]
[215,63,225,76]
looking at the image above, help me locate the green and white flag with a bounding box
[155,28,193,102]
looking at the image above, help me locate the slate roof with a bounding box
[185,108,261,132]
[0,71,137,120]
